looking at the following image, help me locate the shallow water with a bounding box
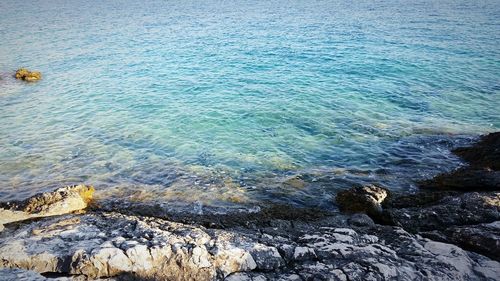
[0,0,499,211]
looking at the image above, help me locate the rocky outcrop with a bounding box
[420,132,500,191]
[14,68,42,81]
[333,132,500,261]
[0,212,274,280]
[0,268,57,281]
[453,132,500,171]
[335,184,389,220]
[385,192,499,232]
[0,211,499,280]
[383,132,500,260]
[419,169,500,191]
[384,192,500,260]
[0,185,94,231]
[0,133,498,280]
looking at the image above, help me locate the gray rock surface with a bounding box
[383,192,500,260]
[0,211,498,281]
[387,192,500,233]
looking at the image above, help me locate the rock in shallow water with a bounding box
[14,68,42,81]
[0,185,94,230]
[335,184,388,219]
[419,132,500,191]
[453,132,500,171]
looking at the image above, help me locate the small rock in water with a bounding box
[14,68,42,81]
[335,184,389,219]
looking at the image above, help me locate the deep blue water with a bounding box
[0,0,499,211]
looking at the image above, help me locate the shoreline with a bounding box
[0,132,498,280]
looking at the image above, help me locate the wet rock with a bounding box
[379,132,500,260]
[15,68,42,81]
[419,132,500,191]
[0,185,94,230]
[95,200,329,230]
[387,192,499,233]
[420,168,500,191]
[382,191,500,261]
[347,213,375,227]
[335,184,389,218]
[382,190,458,209]
[453,132,500,171]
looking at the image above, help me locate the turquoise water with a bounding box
[0,0,499,210]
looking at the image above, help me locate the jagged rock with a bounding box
[15,68,42,81]
[250,245,285,271]
[0,185,94,230]
[335,185,389,218]
[419,132,500,191]
[441,221,500,261]
[1,211,498,280]
[0,212,274,280]
[347,213,375,227]
[453,132,500,171]
[420,168,500,191]
[386,192,500,233]
[0,268,49,281]
[382,191,500,261]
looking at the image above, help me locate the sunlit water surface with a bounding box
[0,0,499,212]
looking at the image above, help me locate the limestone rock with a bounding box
[336,185,389,218]
[1,210,498,280]
[0,212,261,280]
[15,68,42,81]
[0,185,94,229]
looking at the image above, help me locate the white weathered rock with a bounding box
[0,210,499,280]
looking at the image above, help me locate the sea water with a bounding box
[0,0,498,210]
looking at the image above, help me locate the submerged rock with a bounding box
[335,184,389,219]
[0,185,94,230]
[15,68,42,81]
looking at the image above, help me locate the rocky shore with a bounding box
[0,133,498,280]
